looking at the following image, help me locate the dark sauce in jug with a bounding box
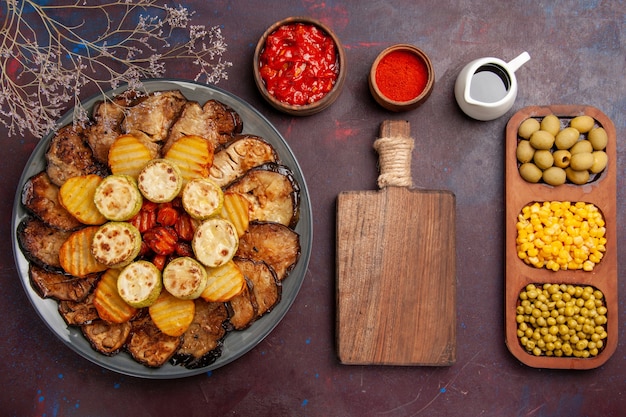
[469,64,510,103]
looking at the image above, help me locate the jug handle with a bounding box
[507,52,531,73]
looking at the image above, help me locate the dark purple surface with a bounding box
[1,1,624,416]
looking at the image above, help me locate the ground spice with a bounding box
[375,50,428,102]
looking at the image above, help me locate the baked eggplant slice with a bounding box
[45,124,108,187]
[233,257,281,318]
[29,264,99,302]
[58,291,99,326]
[209,135,279,188]
[21,171,83,231]
[162,101,221,154]
[126,311,182,368]
[225,276,258,330]
[201,99,243,145]
[122,90,187,145]
[172,300,229,369]
[17,217,74,270]
[225,163,300,228]
[81,320,132,356]
[84,98,129,164]
[236,221,301,281]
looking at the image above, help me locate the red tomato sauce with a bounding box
[259,23,339,106]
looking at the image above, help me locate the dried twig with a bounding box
[0,0,232,138]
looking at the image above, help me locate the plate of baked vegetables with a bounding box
[12,79,312,379]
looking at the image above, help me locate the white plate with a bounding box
[11,79,312,379]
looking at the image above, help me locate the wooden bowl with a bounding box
[504,105,617,370]
[253,17,346,116]
[369,44,435,112]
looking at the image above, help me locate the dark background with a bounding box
[1,1,624,416]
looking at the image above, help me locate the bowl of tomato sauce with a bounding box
[254,17,346,116]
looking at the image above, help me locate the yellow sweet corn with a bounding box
[515,201,607,272]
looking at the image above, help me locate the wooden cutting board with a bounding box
[336,120,456,366]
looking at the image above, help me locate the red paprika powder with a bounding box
[375,50,428,102]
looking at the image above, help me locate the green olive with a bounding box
[555,127,580,150]
[542,166,566,186]
[590,151,608,174]
[519,162,543,183]
[533,149,554,170]
[518,118,541,139]
[565,167,590,185]
[588,127,608,150]
[570,152,594,171]
[529,130,555,150]
[569,115,595,133]
[569,139,593,155]
[552,150,571,168]
[516,140,535,163]
[540,114,561,136]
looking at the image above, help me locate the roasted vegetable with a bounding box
[93,268,138,323]
[122,90,187,145]
[164,135,215,189]
[209,135,278,188]
[181,178,223,220]
[107,134,153,178]
[233,257,281,318]
[90,222,142,268]
[29,264,99,302]
[162,256,208,300]
[172,299,228,369]
[226,163,300,228]
[220,192,250,238]
[45,124,107,187]
[59,174,108,225]
[137,159,183,203]
[162,101,221,154]
[116,260,162,308]
[17,217,73,270]
[236,221,301,281]
[59,226,109,277]
[148,290,195,337]
[225,276,258,330]
[192,218,239,268]
[200,259,245,302]
[21,172,83,231]
[81,320,132,356]
[58,291,99,326]
[200,99,243,145]
[126,311,182,368]
[94,174,143,221]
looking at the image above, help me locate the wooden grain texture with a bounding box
[504,105,618,369]
[336,121,456,366]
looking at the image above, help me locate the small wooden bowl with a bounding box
[369,44,435,112]
[253,17,346,116]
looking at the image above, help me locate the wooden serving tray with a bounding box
[504,105,618,369]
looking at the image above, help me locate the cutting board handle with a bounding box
[374,120,414,189]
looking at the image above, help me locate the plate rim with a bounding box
[11,78,313,379]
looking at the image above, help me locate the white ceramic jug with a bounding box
[454,52,530,121]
